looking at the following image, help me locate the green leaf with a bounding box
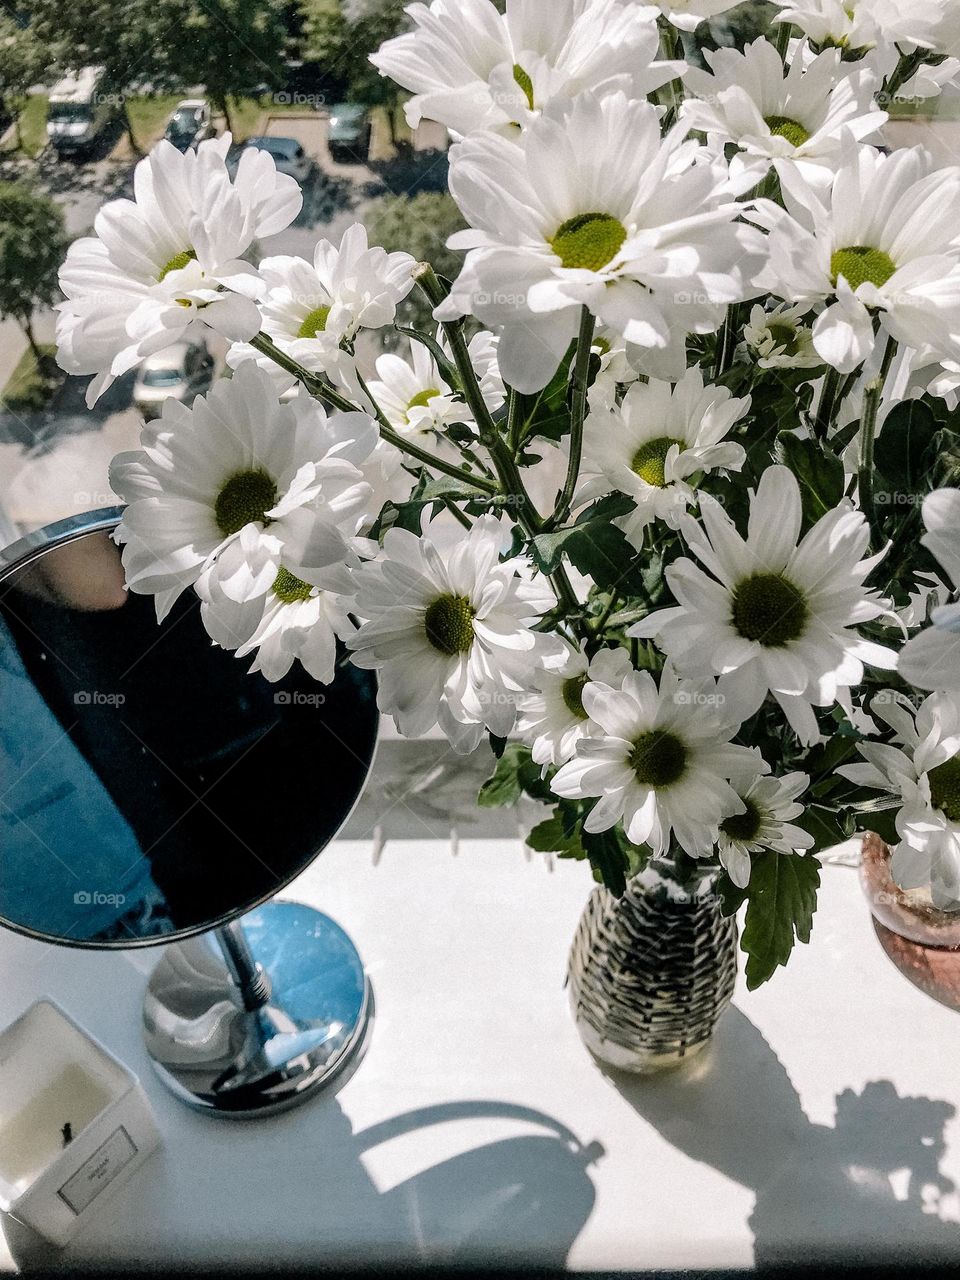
[477,743,528,807]
[796,804,854,856]
[526,813,583,857]
[419,475,490,503]
[514,347,575,445]
[774,432,846,528]
[874,399,940,495]
[531,494,649,596]
[854,805,899,847]
[580,824,629,897]
[717,871,748,919]
[739,851,821,989]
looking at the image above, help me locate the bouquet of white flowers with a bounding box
[55,0,960,988]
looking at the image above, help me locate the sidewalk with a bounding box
[0,309,55,399]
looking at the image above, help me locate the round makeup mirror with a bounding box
[0,510,379,1115]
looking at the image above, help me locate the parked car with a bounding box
[234,136,313,184]
[133,343,215,420]
[46,67,114,158]
[163,99,212,152]
[327,104,372,162]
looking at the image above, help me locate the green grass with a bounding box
[1,342,62,413]
[125,94,184,151]
[369,104,413,160]
[2,94,49,157]
[225,96,268,142]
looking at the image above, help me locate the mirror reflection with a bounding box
[0,523,378,948]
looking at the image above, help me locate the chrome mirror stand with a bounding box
[143,901,371,1117]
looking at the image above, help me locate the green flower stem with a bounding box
[775,19,792,62]
[813,366,842,440]
[413,263,499,444]
[858,334,898,544]
[545,307,595,532]
[443,499,472,530]
[657,20,684,123]
[249,333,356,413]
[506,387,523,456]
[883,46,927,102]
[590,590,621,638]
[413,262,587,633]
[713,302,742,380]
[251,331,498,497]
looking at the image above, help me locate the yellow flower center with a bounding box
[629,730,688,789]
[830,246,896,291]
[551,213,627,272]
[765,321,803,356]
[561,673,590,720]
[158,249,197,281]
[424,593,475,656]
[408,387,440,411]
[214,469,278,537]
[631,437,684,489]
[298,305,332,339]
[720,797,763,843]
[272,566,314,604]
[513,63,535,111]
[764,115,811,147]
[732,573,808,647]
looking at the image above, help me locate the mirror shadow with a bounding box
[2,1096,601,1270]
[604,1005,960,1268]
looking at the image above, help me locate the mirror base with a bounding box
[142,901,370,1116]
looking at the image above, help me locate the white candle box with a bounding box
[0,1000,160,1248]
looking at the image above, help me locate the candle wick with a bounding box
[61,1122,73,1147]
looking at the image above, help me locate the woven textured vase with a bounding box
[567,867,737,1073]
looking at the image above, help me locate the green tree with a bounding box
[0,17,44,152]
[299,0,410,140]
[364,191,466,335]
[28,0,174,152]
[0,183,67,363]
[163,0,288,134]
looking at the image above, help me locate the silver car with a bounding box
[133,343,215,420]
[237,136,314,184]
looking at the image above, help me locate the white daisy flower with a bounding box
[195,527,357,685]
[579,367,750,544]
[750,143,960,374]
[682,40,886,190]
[921,0,960,59]
[839,689,960,910]
[437,91,765,394]
[57,135,302,407]
[771,0,939,53]
[226,223,416,394]
[369,0,676,137]
[551,663,759,859]
[629,465,897,745]
[109,361,375,620]
[346,514,557,752]
[367,332,504,437]
[718,770,815,889]
[656,0,743,31]
[899,489,960,693]
[517,642,632,767]
[772,2,960,101]
[743,301,822,369]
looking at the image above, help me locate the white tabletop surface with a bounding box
[2,761,960,1270]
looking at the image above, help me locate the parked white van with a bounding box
[46,68,114,157]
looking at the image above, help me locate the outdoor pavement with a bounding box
[0,108,449,541]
